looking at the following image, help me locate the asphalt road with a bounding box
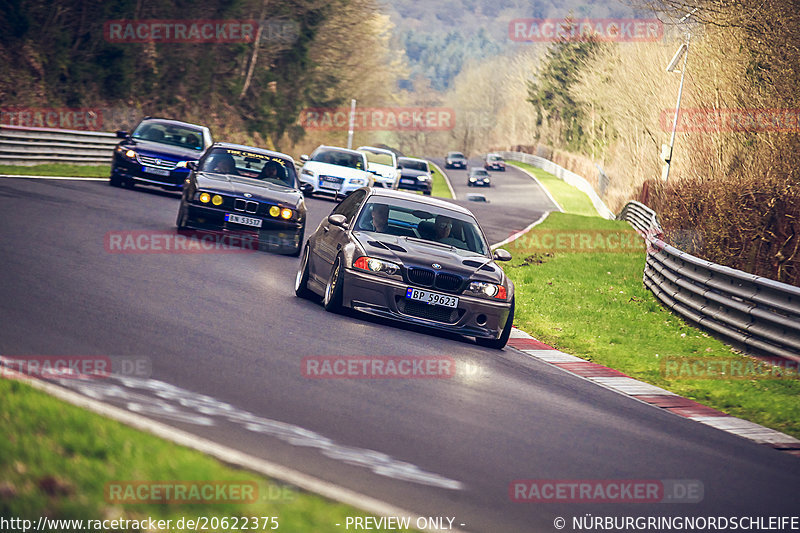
[2,175,799,532]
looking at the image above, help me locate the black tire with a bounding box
[294,245,314,299]
[322,256,344,312]
[476,297,514,350]
[423,190,432,196]
[109,174,122,187]
[176,202,189,229]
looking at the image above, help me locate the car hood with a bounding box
[367,162,396,177]
[353,232,504,284]
[124,139,204,161]
[302,161,369,179]
[400,168,430,178]
[194,172,303,207]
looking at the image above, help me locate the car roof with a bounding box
[364,187,474,216]
[140,117,208,131]
[357,145,395,154]
[398,156,427,163]
[314,145,365,157]
[448,151,465,155]
[208,142,296,164]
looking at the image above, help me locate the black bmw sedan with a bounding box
[295,188,515,348]
[176,143,306,255]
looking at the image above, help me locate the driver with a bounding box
[434,215,461,247]
[209,153,237,175]
[259,160,284,181]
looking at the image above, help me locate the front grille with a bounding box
[234,199,259,214]
[407,267,435,286]
[397,298,460,323]
[137,155,177,170]
[435,273,462,292]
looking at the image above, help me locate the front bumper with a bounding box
[447,161,467,168]
[183,202,303,253]
[340,268,511,339]
[397,178,432,193]
[111,154,190,189]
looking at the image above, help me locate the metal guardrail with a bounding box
[618,201,800,361]
[0,125,117,165]
[499,150,615,219]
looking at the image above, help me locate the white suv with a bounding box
[299,145,374,198]
[357,146,399,189]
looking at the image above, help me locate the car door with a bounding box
[310,190,367,282]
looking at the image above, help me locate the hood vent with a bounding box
[367,240,407,253]
[462,259,495,272]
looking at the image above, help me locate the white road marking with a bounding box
[0,174,108,181]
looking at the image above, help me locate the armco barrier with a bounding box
[0,125,118,166]
[499,150,615,219]
[618,201,800,361]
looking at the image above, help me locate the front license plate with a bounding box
[320,177,342,190]
[400,179,415,185]
[406,287,459,308]
[144,166,170,176]
[225,213,263,228]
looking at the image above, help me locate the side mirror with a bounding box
[116,130,129,139]
[300,154,309,162]
[186,161,198,171]
[299,183,314,195]
[327,214,348,228]
[492,249,512,261]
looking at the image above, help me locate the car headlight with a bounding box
[116,146,137,159]
[469,177,476,182]
[199,192,211,204]
[354,256,401,278]
[211,195,223,206]
[301,168,314,177]
[280,208,293,220]
[350,178,366,186]
[418,176,431,182]
[467,281,507,300]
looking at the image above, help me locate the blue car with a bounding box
[110,117,212,191]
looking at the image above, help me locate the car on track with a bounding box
[176,143,306,255]
[467,167,491,187]
[357,146,400,189]
[444,151,468,169]
[484,153,505,171]
[298,145,375,199]
[396,157,433,195]
[294,188,515,349]
[110,117,212,190]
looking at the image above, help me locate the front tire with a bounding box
[176,202,189,229]
[294,245,314,299]
[476,297,514,350]
[322,256,344,312]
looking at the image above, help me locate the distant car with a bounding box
[396,157,433,195]
[110,117,212,190]
[466,193,488,202]
[298,145,374,199]
[294,187,515,349]
[176,143,306,256]
[467,167,491,187]
[357,146,400,189]
[445,151,467,169]
[484,153,505,171]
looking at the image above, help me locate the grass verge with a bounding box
[0,378,419,532]
[428,163,452,199]
[504,211,800,439]
[0,164,111,178]
[506,160,597,216]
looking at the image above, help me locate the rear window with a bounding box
[311,149,364,170]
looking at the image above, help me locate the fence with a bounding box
[499,150,615,219]
[0,125,117,166]
[618,201,800,361]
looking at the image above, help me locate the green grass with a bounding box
[428,163,452,199]
[0,163,111,178]
[506,160,598,216]
[0,378,419,532]
[505,211,800,439]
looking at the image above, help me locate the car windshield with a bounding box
[488,155,503,161]
[472,169,489,176]
[200,147,297,187]
[449,152,465,158]
[311,149,364,170]
[132,121,204,151]
[399,159,428,172]
[362,151,394,166]
[354,199,488,255]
